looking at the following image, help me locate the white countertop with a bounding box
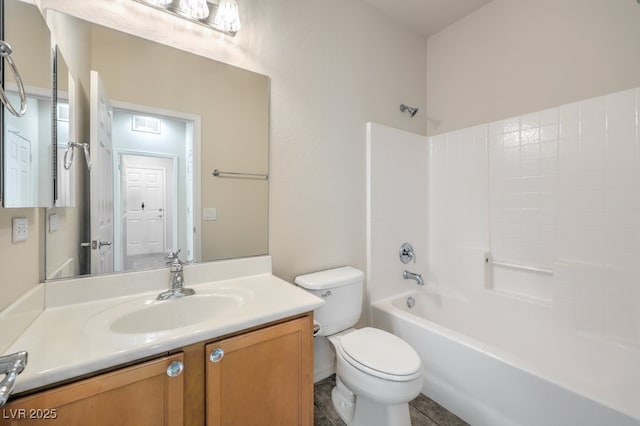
[4,267,323,394]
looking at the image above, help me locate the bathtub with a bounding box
[371,289,640,426]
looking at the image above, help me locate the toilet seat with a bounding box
[337,327,422,382]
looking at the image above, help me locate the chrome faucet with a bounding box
[157,250,195,300]
[0,351,27,407]
[403,270,424,286]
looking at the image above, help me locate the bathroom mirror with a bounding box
[1,0,54,208]
[44,10,269,280]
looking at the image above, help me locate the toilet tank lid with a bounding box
[294,266,364,290]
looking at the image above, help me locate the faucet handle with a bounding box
[399,243,416,264]
[165,249,182,264]
[0,351,27,408]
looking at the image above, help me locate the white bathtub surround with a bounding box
[1,256,324,394]
[366,122,429,303]
[366,87,640,425]
[372,291,640,426]
[425,87,640,346]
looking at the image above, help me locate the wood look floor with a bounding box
[314,375,469,426]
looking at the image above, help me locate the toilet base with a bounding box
[332,385,412,426]
[331,385,354,424]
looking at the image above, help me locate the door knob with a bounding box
[91,240,113,249]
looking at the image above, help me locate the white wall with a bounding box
[426,0,640,136]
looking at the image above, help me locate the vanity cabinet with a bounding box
[1,313,314,426]
[0,353,184,425]
[205,315,314,425]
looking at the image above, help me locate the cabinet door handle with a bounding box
[209,348,224,363]
[166,361,184,377]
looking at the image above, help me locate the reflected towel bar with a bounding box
[488,258,553,275]
[212,169,268,180]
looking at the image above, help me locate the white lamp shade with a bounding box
[179,0,210,19]
[213,0,241,33]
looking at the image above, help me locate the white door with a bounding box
[122,155,169,257]
[90,71,114,274]
[4,127,31,206]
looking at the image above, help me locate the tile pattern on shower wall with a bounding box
[555,88,640,344]
[488,108,559,271]
[487,88,640,344]
[427,126,489,289]
[429,87,640,346]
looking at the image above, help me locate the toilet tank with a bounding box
[295,266,364,336]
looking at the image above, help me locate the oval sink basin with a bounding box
[111,295,240,334]
[86,289,250,335]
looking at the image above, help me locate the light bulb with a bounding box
[179,0,210,19]
[145,0,172,6]
[213,0,241,33]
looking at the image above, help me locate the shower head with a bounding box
[400,104,419,117]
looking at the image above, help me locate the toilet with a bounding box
[295,266,423,426]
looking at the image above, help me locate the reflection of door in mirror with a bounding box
[121,155,170,269]
[1,0,53,207]
[89,71,114,274]
[113,105,195,273]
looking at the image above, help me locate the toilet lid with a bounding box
[338,328,422,381]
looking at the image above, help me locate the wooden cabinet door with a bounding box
[0,353,184,426]
[205,315,313,426]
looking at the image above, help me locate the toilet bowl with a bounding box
[295,267,423,426]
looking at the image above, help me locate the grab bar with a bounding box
[489,258,553,275]
[212,169,268,180]
[0,41,27,117]
[0,351,28,408]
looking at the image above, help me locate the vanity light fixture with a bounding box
[134,0,241,36]
[213,0,241,34]
[179,0,210,19]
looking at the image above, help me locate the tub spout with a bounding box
[403,270,424,286]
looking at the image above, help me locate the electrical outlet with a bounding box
[12,217,29,243]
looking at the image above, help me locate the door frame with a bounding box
[111,100,201,269]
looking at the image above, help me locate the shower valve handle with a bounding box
[399,243,416,264]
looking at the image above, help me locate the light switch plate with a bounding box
[12,217,28,243]
[49,213,59,233]
[204,208,217,221]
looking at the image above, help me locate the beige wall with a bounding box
[89,25,269,261]
[426,0,640,135]
[5,0,50,89]
[0,209,40,311]
[0,1,48,311]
